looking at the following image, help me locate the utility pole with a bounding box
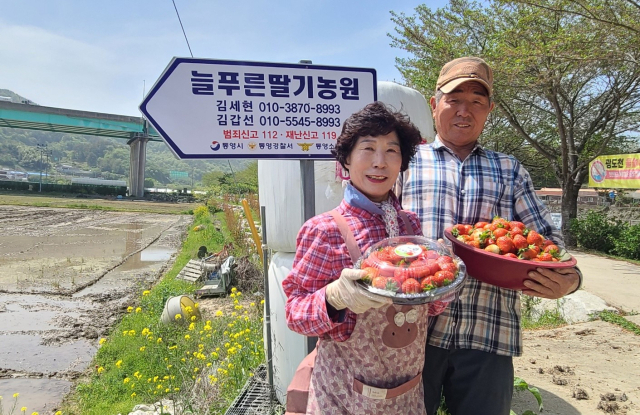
[36,143,47,192]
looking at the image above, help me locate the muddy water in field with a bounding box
[0,205,191,414]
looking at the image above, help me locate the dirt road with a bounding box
[512,251,640,415]
[0,205,192,414]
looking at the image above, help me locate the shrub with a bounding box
[569,211,625,254]
[612,223,640,260]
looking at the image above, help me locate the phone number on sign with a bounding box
[258,102,341,114]
[260,116,341,127]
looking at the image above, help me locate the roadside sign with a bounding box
[140,58,377,159]
[550,213,562,230]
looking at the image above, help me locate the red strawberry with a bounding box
[393,267,412,284]
[519,245,540,260]
[509,221,526,230]
[512,234,529,250]
[432,270,454,287]
[509,227,523,237]
[401,278,421,294]
[421,276,436,291]
[526,230,544,247]
[496,236,514,254]
[438,262,458,274]
[371,276,388,289]
[426,259,441,275]
[493,228,509,238]
[536,252,554,262]
[436,255,453,265]
[361,267,380,284]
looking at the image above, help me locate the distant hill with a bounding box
[0,89,31,104]
[0,89,252,187]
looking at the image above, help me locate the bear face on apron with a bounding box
[305,210,429,415]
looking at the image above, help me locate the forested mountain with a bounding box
[0,89,252,187]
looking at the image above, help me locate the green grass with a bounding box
[58,207,266,415]
[598,310,640,335]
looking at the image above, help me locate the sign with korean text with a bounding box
[588,153,640,188]
[139,58,377,159]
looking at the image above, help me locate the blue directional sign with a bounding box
[140,58,377,159]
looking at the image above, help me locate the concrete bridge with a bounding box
[0,100,162,197]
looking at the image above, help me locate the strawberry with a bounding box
[536,252,554,262]
[401,278,421,294]
[426,259,441,275]
[393,267,412,284]
[496,236,514,254]
[408,260,431,279]
[509,221,526,230]
[466,239,481,249]
[512,234,529,250]
[509,227,524,237]
[438,262,458,274]
[484,244,500,254]
[432,270,454,287]
[493,228,509,238]
[519,245,540,260]
[526,230,544,247]
[371,276,388,290]
[436,255,453,265]
[492,216,511,230]
[543,244,560,258]
[361,267,379,284]
[421,276,436,291]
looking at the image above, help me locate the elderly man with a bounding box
[396,56,582,415]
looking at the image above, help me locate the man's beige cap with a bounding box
[436,57,493,96]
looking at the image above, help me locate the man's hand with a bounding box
[522,267,580,299]
[325,268,392,314]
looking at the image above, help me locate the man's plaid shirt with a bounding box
[396,137,563,356]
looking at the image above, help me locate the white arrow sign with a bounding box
[140,58,377,159]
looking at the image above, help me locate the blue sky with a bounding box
[0,0,447,117]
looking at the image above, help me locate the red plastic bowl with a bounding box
[443,229,577,290]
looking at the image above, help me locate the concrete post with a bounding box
[128,135,149,198]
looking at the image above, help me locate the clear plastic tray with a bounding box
[356,236,467,305]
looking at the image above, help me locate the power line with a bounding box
[171,0,193,57]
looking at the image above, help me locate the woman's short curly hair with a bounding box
[331,101,423,172]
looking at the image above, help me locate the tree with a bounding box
[391,0,640,246]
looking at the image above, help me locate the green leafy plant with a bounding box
[570,211,625,254]
[511,377,543,415]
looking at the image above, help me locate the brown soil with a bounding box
[512,320,640,415]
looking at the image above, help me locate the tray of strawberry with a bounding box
[356,236,467,305]
[443,216,577,290]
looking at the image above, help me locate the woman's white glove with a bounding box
[325,268,392,314]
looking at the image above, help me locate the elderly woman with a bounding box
[283,102,442,414]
